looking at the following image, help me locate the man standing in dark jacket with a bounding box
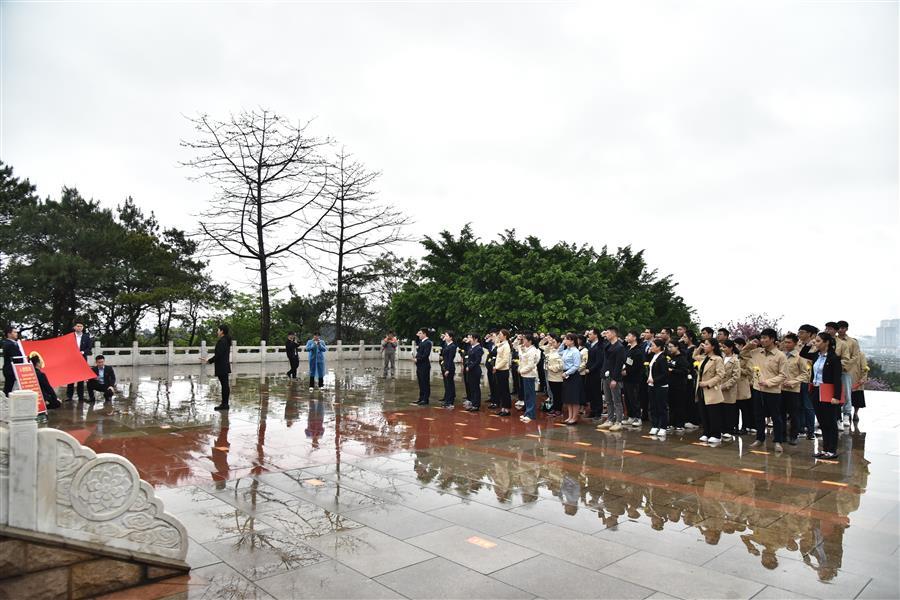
[584,328,605,421]
[484,331,497,408]
[2,325,21,395]
[598,327,627,430]
[412,328,433,405]
[202,324,232,411]
[66,322,92,402]
[464,333,484,411]
[622,330,646,426]
[285,332,300,379]
[440,331,458,408]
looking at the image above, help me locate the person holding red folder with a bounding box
[800,331,844,459]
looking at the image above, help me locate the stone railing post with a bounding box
[0,391,8,526]
[7,389,38,531]
[336,339,343,361]
[260,340,267,364]
[94,339,102,359]
[132,340,139,368]
[358,339,365,360]
[200,339,207,363]
[167,341,174,366]
[231,339,237,366]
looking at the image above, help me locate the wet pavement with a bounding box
[44,361,900,600]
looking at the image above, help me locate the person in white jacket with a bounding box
[518,334,541,422]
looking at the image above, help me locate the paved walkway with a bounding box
[46,362,900,599]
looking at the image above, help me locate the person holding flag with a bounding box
[65,322,93,402]
[3,325,23,394]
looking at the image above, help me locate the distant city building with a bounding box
[876,319,900,348]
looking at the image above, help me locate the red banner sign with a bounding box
[13,363,47,415]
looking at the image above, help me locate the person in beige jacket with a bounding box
[720,340,741,440]
[734,337,755,435]
[740,328,787,451]
[781,333,808,445]
[493,329,512,416]
[695,339,726,444]
[849,350,868,422]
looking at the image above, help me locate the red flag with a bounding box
[20,333,96,388]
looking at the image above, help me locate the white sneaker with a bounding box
[666,426,674,431]
[308,387,314,392]
[657,431,666,439]
[631,418,642,426]
[597,420,613,429]
[649,427,659,435]
[675,427,685,433]
[707,437,721,444]
[685,422,699,430]
[515,400,525,410]
[521,416,532,423]
[609,423,623,432]
[699,435,709,442]
[722,433,733,441]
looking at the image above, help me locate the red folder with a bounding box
[816,382,844,405]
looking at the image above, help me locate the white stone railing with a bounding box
[0,390,188,567]
[83,340,470,367]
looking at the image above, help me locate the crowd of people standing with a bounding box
[408,320,869,460]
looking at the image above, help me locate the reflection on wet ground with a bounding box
[46,361,899,600]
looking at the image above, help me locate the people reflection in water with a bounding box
[306,398,324,448]
[211,412,230,489]
[284,381,301,427]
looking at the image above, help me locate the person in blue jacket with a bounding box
[306,332,327,390]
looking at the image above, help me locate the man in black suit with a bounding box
[3,325,22,395]
[584,328,605,421]
[411,328,433,406]
[66,322,92,402]
[440,331,458,409]
[87,355,117,403]
[285,332,300,379]
[464,333,484,412]
[201,324,232,411]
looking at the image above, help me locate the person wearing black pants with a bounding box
[666,343,691,430]
[801,332,845,458]
[464,334,484,411]
[622,331,645,425]
[66,322,93,402]
[493,329,512,415]
[584,328,605,420]
[484,332,497,408]
[440,331,458,408]
[285,333,300,379]
[412,328,433,405]
[695,340,726,443]
[203,324,232,411]
[2,325,21,395]
[646,339,669,436]
[781,334,806,444]
[743,329,787,451]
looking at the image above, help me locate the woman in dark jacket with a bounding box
[800,332,844,458]
[646,339,669,436]
[666,342,691,432]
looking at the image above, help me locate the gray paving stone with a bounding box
[492,554,652,599]
[502,523,637,570]
[303,526,434,577]
[406,525,539,575]
[255,560,404,599]
[375,557,534,599]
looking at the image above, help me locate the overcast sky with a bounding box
[3,1,898,336]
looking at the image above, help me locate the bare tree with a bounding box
[181,109,332,341]
[308,147,411,342]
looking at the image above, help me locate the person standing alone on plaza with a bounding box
[382,330,398,378]
[306,333,327,390]
[412,328,433,405]
[202,324,232,411]
[285,332,300,379]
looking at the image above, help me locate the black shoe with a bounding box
[214,404,230,411]
[806,433,815,440]
[466,406,480,412]
[442,404,454,409]
[488,403,498,409]
[47,400,62,409]
[65,396,73,402]
[788,438,798,446]
[412,400,429,406]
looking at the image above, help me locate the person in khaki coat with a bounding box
[720,340,741,439]
[734,337,755,434]
[695,339,727,443]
